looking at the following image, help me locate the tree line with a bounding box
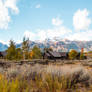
[6,38,42,60]
[4,38,85,60]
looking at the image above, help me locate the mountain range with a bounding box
[1,38,92,52]
[0,43,8,51]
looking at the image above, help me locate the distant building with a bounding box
[43,51,68,60]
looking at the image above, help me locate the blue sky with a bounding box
[0,0,92,44]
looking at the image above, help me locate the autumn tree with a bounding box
[68,49,78,60]
[80,48,84,60]
[30,51,34,59]
[22,37,30,60]
[30,45,42,59]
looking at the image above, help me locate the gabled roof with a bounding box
[45,51,68,58]
[45,52,51,57]
[48,51,61,58]
[59,52,67,57]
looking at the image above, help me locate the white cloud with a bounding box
[73,9,91,31]
[24,27,72,41]
[24,30,37,41]
[0,0,10,29]
[24,13,92,41]
[52,17,63,26]
[66,30,92,41]
[0,0,19,29]
[46,26,72,39]
[24,17,72,41]
[16,40,22,44]
[0,40,9,45]
[35,4,41,8]
[5,0,19,14]
[71,9,92,41]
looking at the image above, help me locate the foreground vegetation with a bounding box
[0,61,92,92]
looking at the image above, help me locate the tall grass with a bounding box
[0,64,92,92]
[0,73,77,92]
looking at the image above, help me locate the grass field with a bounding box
[0,60,92,92]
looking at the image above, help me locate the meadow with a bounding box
[0,60,92,92]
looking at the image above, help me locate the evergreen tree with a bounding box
[6,40,16,60]
[16,48,22,60]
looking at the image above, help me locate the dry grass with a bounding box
[0,60,92,92]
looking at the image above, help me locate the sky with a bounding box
[0,0,92,45]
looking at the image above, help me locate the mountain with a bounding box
[16,39,92,52]
[1,39,92,52]
[0,43,8,51]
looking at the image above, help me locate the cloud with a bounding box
[5,0,19,14]
[35,4,41,8]
[52,17,63,26]
[66,30,92,41]
[24,17,72,41]
[73,9,91,31]
[0,0,19,29]
[24,27,72,41]
[24,11,92,42]
[24,30,37,41]
[71,9,92,41]
[0,40,9,45]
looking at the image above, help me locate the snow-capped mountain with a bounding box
[1,39,92,52]
[0,42,8,51]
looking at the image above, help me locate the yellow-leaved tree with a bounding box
[68,49,78,60]
[30,45,42,59]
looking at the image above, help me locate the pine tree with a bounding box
[16,48,22,60]
[6,40,16,60]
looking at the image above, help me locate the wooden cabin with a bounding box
[59,52,68,59]
[43,51,68,60]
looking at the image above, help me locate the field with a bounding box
[0,60,92,92]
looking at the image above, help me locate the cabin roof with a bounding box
[59,52,67,56]
[49,51,61,57]
[45,52,51,57]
